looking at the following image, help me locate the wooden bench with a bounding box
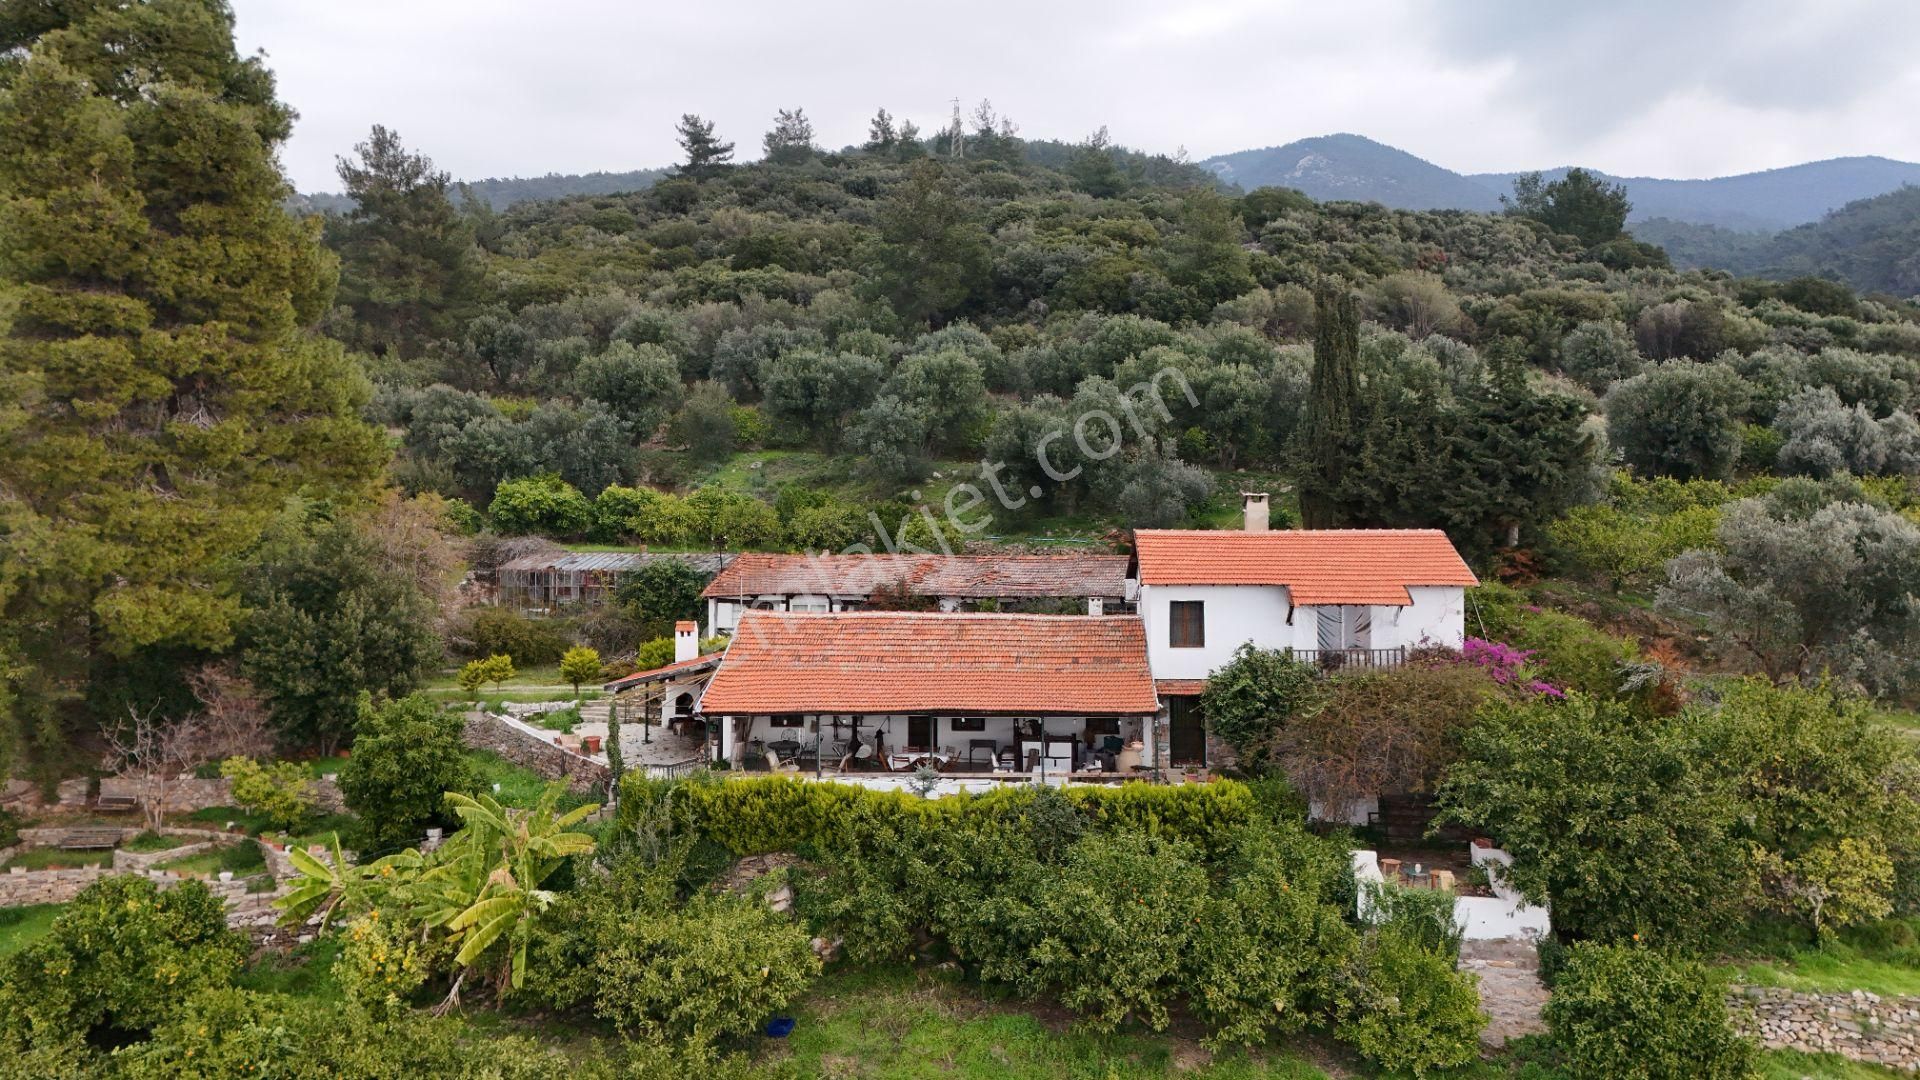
[93,795,139,814]
[55,828,123,851]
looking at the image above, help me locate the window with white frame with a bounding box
[789,596,830,613]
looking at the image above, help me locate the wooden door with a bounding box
[907,715,934,751]
[1167,697,1206,767]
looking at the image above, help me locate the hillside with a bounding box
[1200,133,1505,211]
[291,166,673,214]
[1199,136,1920,231]
[1469,156,1920,231]
[1746,186,1920,294]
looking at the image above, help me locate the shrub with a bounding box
[0,876,246,1048]
[487,473,594,536]
[1544,943,1758,1080]
[591,892,819,1045]
[559,645,602,695]
[1365,881,1465,958]
[1186,821,1359,1048]
[1010,832,1209,1033]
[219,756,318,831]
[336,913,433,1021]
[1604,361,1751,481]
[339,694,476,854]
[1199,643,1323,752]
[458,654,517,698]
[451,605,572,666]
[1470,582,1635,697]
[1335,927,1486,1078]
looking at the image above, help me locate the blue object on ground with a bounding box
[765,1016,796,1038]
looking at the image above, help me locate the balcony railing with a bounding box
[1285,647,1407,671]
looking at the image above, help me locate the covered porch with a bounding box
[713,711,1154,782]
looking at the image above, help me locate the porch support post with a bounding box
[717,715,733,763]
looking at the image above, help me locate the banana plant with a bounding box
[276,832,418,925]
[442,787,599,992]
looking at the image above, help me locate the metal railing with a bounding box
[642,758,706,780]
[1285,646,1408,671]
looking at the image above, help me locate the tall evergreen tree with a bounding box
[1067,126,1129,198]
[763,107,816,165]
[1298,286,1362,528]
[673,113,733,181]
[326,125,484,360]
[0,0,386,770]
[868,162,990,328]
[865,107,897,153]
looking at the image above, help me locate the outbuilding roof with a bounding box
[697,611,1160,716]
[603,653,721,693]
[1131,529,1477,606]
[700,553,1129,601]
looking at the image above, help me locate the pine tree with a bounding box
[1067,126,1128,198]
[865,107,897,153]
[674,113,733,182]
[763,107,816,165]
[1298,286,1362,528]
[0,0,386,762]
[326,125,483,360]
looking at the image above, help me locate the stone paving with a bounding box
[1460,937,1549,1048]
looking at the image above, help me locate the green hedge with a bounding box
[620,775,1261,860]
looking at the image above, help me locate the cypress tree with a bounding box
[0,0,386,763]
[1298,285,1362,528]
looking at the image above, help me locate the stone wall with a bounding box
[1735,986,1920,1072]
[463,711,610,795]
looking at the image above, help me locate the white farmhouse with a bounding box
[1131,494,1478,768]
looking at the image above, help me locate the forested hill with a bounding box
[293,137,1214,213]
[1201,134,1920,230]
[1636,186,1920,296]
[291,166,674,213]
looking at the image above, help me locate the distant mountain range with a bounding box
[1198,133,1920,232]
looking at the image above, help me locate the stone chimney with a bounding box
[674,620,698,664]
[1241,492,1270,533]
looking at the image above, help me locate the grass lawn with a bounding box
[0,904,64,957]
[467,749,589,812]
[234,936,345,1003]
[2,848,110,871]
[1725,917,1920,997]
[760,967,1333,1079]
[158,841,267,879]
[1763,1050,1909,1079]
[176,805,277,834]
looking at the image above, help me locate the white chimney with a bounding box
[1088,596,1105,616]
[674,620,698,664]
[1241,492,1271,533]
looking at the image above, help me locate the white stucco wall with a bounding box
[1140,583,1297,680]
[1138,582,1468,680]
[1382,586,1466,649]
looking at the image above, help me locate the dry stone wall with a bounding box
[1735,986,1920,1072]
[464,711,610,795]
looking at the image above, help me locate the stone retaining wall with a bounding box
[1735,986,1920,1072]
[112,840,218,872]
[464,711,610,795]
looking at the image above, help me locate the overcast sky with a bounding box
[233,0,1920,194]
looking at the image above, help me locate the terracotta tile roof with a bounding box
[603,653,721,693]
[701,553,1128,601]
[698,611,1160,715]
[1154,679,1209,697]
[674,620,697,633]
[1133,529,1477,606]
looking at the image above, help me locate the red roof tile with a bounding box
[701,553,1128,601]
[1133,529,1477,606]
[698,611,1160,715]
[603,653,721,693]
[1154,679,1209,697]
